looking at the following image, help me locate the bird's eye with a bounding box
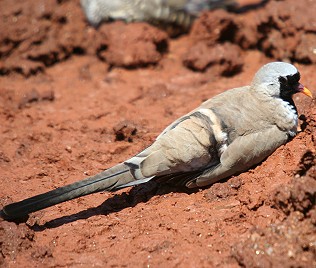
[279,77,287,84]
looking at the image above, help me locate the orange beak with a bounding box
[297,83,313,98]
[302,87,313,98]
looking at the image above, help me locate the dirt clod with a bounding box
[113,120,138,142]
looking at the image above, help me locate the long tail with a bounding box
[1,163,148,220]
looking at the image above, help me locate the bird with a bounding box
[1,62,312,220]
[80,0,237,29]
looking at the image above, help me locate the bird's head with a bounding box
[251,62,312,100]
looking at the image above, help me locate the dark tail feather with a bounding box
[1,163,138,220]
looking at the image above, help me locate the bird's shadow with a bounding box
[30,181,199,231]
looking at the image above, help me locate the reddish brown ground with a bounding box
[0,0,315,267]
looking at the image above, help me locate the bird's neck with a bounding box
[276,96,298,137]
[281,96,298,114]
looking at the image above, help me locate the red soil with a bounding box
[0,0,315,267]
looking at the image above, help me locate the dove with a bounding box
[1,62,312,220]
[80,0,237,29]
